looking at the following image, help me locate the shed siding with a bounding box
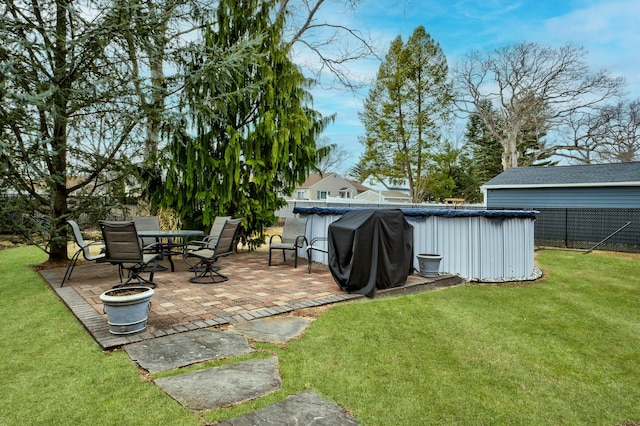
[486,187,640,209]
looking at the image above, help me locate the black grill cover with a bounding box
[328,209,413,297]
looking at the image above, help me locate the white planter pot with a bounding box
[416,253,442,278]
[99,286,154,335]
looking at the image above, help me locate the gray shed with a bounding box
[482,162,640,208]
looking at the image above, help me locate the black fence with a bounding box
[532,208,640,252]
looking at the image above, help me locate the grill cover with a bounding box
[328,209,413,297]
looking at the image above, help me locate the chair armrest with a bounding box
[307,237,328,253]
[186,239,209,245]
[294,235,308,248]
[140,241,163,251]
[309,237,328,246]
[182,239,210,253]
[269,234,282,244]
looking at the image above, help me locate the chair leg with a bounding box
[281,249,286,262]
[268,248,273,266]
[113,261,158,289]
[61,249,82,286]
[294,249,298,268]
[147,259,158,284]
[189,260,228,284]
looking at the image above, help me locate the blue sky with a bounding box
[299,0,640,172]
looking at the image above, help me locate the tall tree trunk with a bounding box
[49,0,71,261]
[502,129,519,170]
[145,37,166,162]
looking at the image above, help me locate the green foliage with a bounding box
[154,0,331,248]
[358,26,453,202]
[464,99,504,184]
[0,1,146,260]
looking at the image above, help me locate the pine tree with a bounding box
[357,26,453,202]
[464,99,503,184]
[155,0,331,248]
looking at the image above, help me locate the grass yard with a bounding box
[207,249,640,425]
[1,246,639,425]
[0,246,200,425]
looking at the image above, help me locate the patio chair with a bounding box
[184,218,241,284]
[133,216,161,249]
[99,220,162,288]
[306,236,328,274]
[184,215,231,272]
[61,220,106,286]
[268,217,308,268]
[185,216,231,252]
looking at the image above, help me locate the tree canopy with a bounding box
[2,0,361,260]
[358,26,454,203]
[152,0,332,248]
[0,0,144,260]
[455,42,624,170]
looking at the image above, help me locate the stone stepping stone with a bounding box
[217,391,359,425]
[124,329,253,373]
[155,357,281,410]
[228,316,312,343]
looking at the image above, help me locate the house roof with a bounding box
[298,173,333,188]
[298,173,370,193]
[356,189,412,200]
[483,162,640,189]
[346,179,370,193]
[361,174,410,193]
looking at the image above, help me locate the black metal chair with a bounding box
[183,219,241,284]
[268,217,308,268]
[99,220,162,288]
[185,216,231,253]
[306,236,328,274]
[61,220,106,286]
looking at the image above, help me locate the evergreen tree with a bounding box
[358,26,453,202]
[154,0,331,248]
[0,0,143,260]
[464,100,503,184]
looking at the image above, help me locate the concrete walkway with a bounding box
[124,316,359,424]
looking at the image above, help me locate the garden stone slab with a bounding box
[155,357,281,410]
[124,329,253,373]
[217,391,359,425]
[228,316,312,343]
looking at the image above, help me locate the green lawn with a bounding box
[1,246,639,425]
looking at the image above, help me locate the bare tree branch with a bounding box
[454,42,625,169]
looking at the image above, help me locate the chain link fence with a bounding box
[533,208,639,252]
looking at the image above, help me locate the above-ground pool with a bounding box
[294,207,540,282]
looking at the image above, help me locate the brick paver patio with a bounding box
[39,250,461,350]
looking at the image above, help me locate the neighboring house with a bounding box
[292,173,368,200]
[361,174,411,195]
[482,162,640,208]
[355,189,413,204]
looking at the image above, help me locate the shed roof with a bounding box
[484,162,640,188]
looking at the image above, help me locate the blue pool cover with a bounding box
[293,206,538,220]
